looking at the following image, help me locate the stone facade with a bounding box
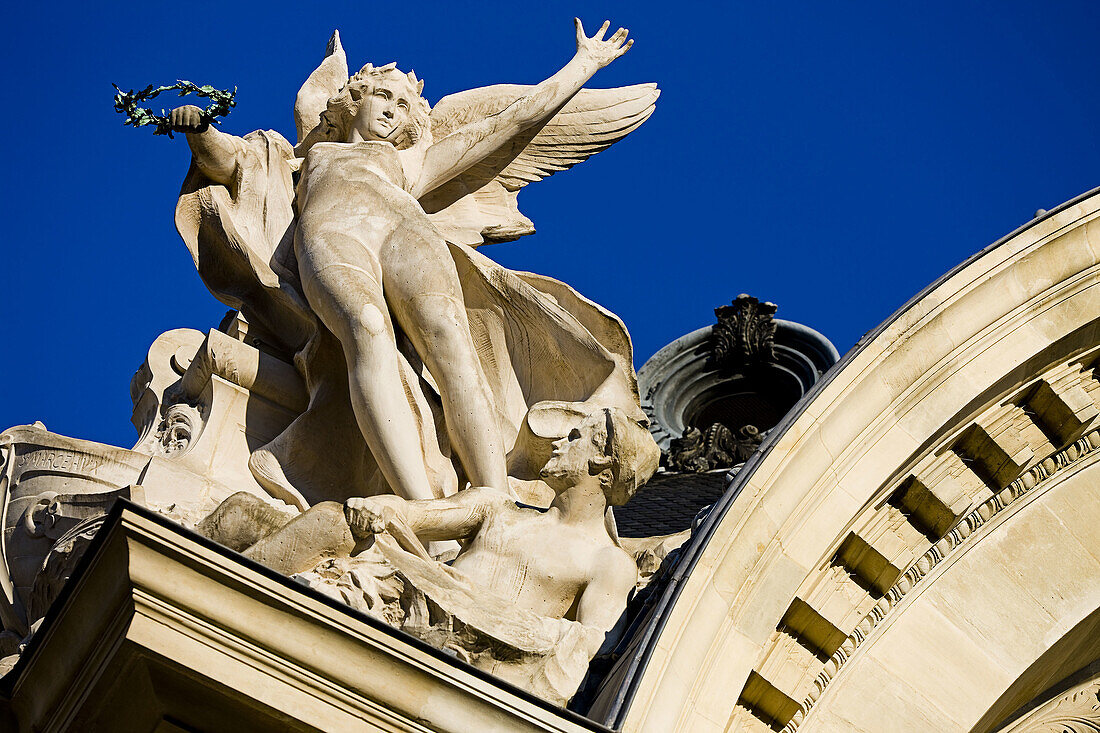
[0,22,1098,733]
[599,185,1100,733]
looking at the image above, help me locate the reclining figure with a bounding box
[196,403,659,704]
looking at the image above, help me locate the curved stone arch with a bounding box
[595,186,1100,732]
[796,444,1100,732]
[986,659,1100,733]
[977,610,1100,733]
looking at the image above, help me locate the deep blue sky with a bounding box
[3,2,1099,449]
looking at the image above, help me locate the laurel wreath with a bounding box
[112,80,237,137]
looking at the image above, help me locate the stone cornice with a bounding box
[785,428,1100,731]
[3,502,608,733]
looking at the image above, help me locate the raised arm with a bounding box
[412,19,633,197]
[345,487,501,543]
[170,104,247,187]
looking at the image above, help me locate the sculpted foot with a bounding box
[249,442,309,511]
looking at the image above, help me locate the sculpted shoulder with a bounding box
[595,542,639,588]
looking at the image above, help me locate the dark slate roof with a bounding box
[612,469,730,537]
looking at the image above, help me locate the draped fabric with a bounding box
[296,534,603,706]
[175,130,646,509]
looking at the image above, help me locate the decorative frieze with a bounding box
[781,427,1100,732]
[736,348,1100,732]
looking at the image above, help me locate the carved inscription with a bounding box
[16,451,99,475]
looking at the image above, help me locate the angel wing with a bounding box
[420,83,659,246]
[294,30,348,147]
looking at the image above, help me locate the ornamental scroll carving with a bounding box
[667,423,763,472]
[154,402,202,456]
[708,294,778,371]
[995,677,1100,732]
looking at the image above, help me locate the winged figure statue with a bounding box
[172,20,661,511]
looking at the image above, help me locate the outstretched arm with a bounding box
[171,104,247,187]
[345,488,500,543]
[412,19,633,198]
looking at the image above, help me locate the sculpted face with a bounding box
[349,75,415,143]
[539,416,607,490]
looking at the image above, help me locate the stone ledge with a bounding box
[0,502,607,733]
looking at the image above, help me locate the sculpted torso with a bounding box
[173,21,637,507]
[345,410,646,634]
[301,141,408,195]
[171,22,662,705]
[294,140,427,283]
[450,492,630,619]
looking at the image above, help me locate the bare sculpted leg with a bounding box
[380,219,510,493]
[295,149,509,499]
[296,222,437,502]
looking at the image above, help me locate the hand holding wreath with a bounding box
[169,105,209,134]
[112,80,236,137]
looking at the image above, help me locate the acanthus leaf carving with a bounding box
[708,294,778,371]
[996,679,1100,732]
[668,423,764,472]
